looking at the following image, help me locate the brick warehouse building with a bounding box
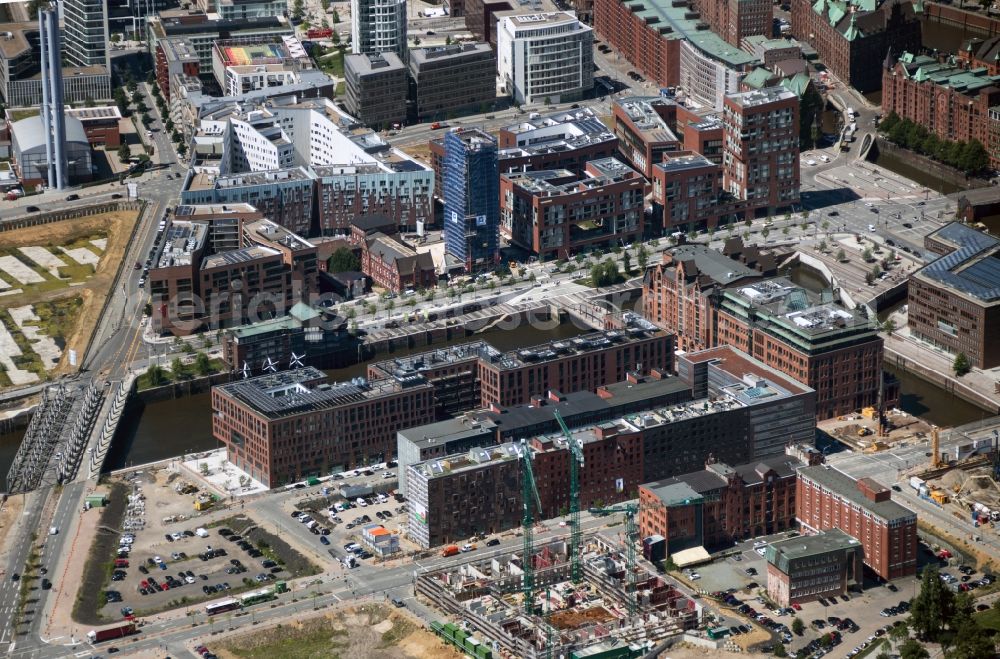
[907,222,1000,369]
[789,0,921,93]
[368,314,675,413]
[766,529,864,606]
[882,51,1000,170]
[796,465,918,581]
[638,451,811,554]
[405,345,817,548]
[643,244,891,419]
[211,367,436,486]
[693,0,771,48]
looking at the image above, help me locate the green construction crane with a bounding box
[554,410,584,583]
[520,439,543,614]
[588,503,641,616]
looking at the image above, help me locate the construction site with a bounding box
[417,412,701,659]
[417,534,702,659]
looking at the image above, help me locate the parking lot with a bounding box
[96,470,319,620]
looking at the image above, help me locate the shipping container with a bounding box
[909,476,925,491]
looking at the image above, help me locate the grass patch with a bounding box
[975,606,1000,632]
[853,638,886,659]
[34,296,85,344]
[335,81,345,96]
[0,310,46,377]
[223,615,352,658]
[8,108,39,121]
[317,47,345,77]
[73,482,128,625]
[56,262,97,283]
[135,356,226,391]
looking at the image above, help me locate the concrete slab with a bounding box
[0,320,39,385]
[180,448,268,498]
[59,246,100,267]
[0,275,9,290]
[0,255,44,285]
[8,304,62,370]
[89,238,108,251]
[18,246,66,278]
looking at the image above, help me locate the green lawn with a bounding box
[35,296,84,344]
[975,606,1000,632]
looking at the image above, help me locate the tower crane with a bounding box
[554,410,585,583]
[519,439,543,614]
[588,501,669,617]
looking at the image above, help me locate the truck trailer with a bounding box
[87,622,138,643]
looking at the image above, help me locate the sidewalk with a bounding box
[883,313,1000,414]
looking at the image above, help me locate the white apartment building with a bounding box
[351,0,407,59]
[496,12,593,106]
[226,110,296,172]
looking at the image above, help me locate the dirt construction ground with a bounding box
[0,210,139,376]
[213,604,463,659]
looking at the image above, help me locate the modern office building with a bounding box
[442,128,500,271]
[882,52,1000,170]
[351,0,407,59]
[405,345,817,548]
[0,19,111,106]
[408,44,496,122]
[789,0,921,93]
[205,0,288,21]
[147,11,294,72]
[343,52,407,129]
[63,0,109,70]
[500,157,645,259]
[181,98,434,235]
[212,367,436,486]
[765,529,864,606]
[907,222,1000,369]
[594,0,758,110]
[395,371,692,495]
[638,452,809,553]
[496,12,593,105]
[220,305,356,372]
[37,6,66,191]
[797,465,918,581]
[722,87,800,212]
[211,36,313,97]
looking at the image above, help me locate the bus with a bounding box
[205,599,240,616]
[240,590,278,608]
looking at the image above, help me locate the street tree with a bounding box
[836,248,847,262]
[195,352,212,376]
[118,142,131,164]
[637,244,649,270]
[171,357,186,380]
[898,639,928,659]
[953,352,971,377]
[791,617,804,635]
[327,247,360,273]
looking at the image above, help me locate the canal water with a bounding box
[101,320,593,470]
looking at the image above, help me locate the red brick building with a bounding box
[360,232,437,293]
[652,152,751,232]
[643,244,889,419]
[766,529,864,606]
[796,465,918,581]
[639,455,806,553]
[594,0,679,88]
[642,241,774,351]
[722,88,801,213]
[882,51,1000,169]
[499,157,645,259]
[789,0,921,93]
[693,0,772,47]
[478,320,674,408]
[155,37,201,101]
[212,366,436,486]
[430,107,619,200]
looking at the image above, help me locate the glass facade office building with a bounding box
[442,129,499,271]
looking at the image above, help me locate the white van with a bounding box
[195,527,209,537]
[356,497,368,507]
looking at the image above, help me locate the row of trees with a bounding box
[879,112,990,175]
[145,352,216,386]
[908,565,994,659]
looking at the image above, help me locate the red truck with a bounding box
[306,27,333,38]
[87,622,138,643]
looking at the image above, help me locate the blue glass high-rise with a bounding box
[442,129,500,272]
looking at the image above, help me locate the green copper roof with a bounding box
[743,67,775,89]
[625,0,758,67]
[781,72,813,97]
[843,13,860,41]
[813,0,827,13]
[828,1,846,25]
